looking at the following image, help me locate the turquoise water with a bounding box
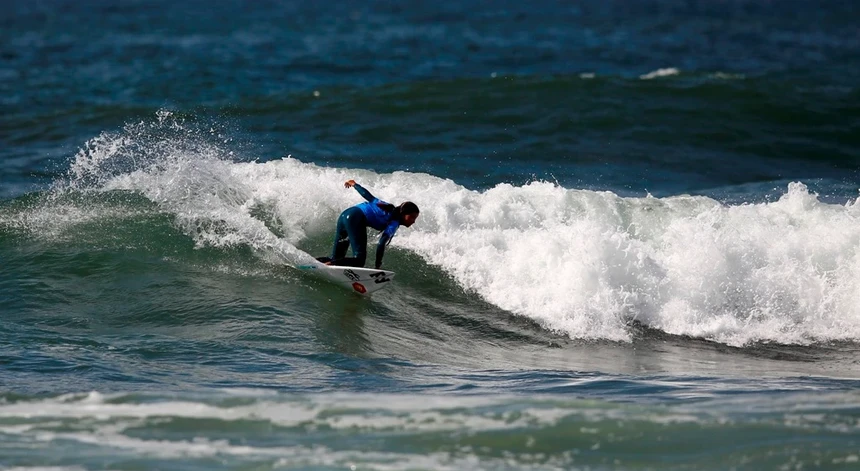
[2,1,860,469]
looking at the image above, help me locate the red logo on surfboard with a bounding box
[352,282,367,294]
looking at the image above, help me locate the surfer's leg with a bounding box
[326,208,368,267]
[344,212,368,267]
[330,211,351,260]
[329,208,367,267]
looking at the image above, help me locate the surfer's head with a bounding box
[398,202,419,227]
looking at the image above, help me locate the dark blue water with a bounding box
[2,1,860,469]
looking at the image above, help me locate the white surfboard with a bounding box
[297,262,395,295]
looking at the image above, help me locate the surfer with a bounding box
[316,180,419,269]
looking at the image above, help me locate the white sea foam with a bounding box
[1,390,855,469]
[710,71,746,80]
[61,121,860,345]
[5,468,89,471]
[640,67,680,79]
[0,391,558,431]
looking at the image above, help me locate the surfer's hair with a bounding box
[399,201,419,215]
[377,201,419,216]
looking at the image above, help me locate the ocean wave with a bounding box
[4,113,859,347]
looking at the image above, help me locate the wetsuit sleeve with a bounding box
[375,235,389,269]
[353,183,376,202]
[374,222,399,269]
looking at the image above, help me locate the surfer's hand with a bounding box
[344,179,356,188]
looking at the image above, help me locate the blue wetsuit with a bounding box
[319,184,400,268]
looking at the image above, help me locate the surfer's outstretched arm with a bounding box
[344,179,376,202]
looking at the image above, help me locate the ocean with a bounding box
[2,0,860,469]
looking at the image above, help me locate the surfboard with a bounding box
[297,262,395,295]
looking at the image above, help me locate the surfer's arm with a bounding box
[374,223,399,269]
[354,184,376,202]
[345,180,376,202]
[375,235,390,269]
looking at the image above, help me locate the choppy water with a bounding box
[2,1,860,469]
